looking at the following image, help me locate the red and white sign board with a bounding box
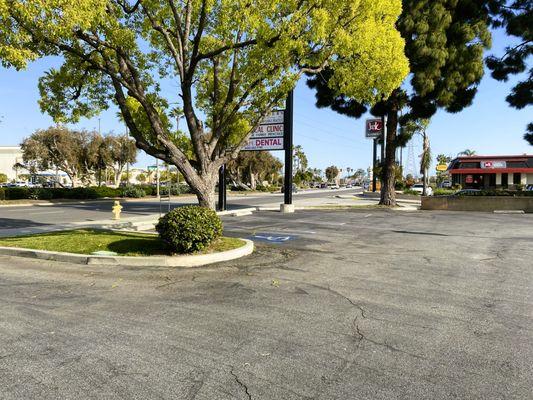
[465,175,474,184]
[244,137,284,151]
[251,123,284,137]
[480,160,506,169]
[244,110,285,151]
[365,118,383,138]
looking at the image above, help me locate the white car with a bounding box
[327,183,340,189]
[410,183,433,196]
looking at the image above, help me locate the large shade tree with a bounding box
[0,0,408,208]
[21,126,94,187]
[307,0,492,206]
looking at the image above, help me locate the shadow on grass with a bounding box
[107,238,171,256]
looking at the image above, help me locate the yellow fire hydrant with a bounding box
[112,200,123,220]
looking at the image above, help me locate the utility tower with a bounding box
[405,141,418,179]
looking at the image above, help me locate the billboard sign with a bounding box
[244,110,285,151]
[436,164,448,172]
[365,118,383,138]
[480,160,506,169]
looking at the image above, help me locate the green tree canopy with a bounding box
[307,0,492,205]
[0,0,408,208]
[325,165,339,181]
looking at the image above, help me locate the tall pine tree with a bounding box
[307,0,491,205]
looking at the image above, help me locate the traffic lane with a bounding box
[0,210,532,399]
[0,188,362,228]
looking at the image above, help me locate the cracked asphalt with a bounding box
[0,209,532,399]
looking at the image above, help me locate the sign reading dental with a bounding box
[244,110,285,151]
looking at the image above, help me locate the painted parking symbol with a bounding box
[251,233,295,243]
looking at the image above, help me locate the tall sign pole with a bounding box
[380,114,385,166]
[281,90,294,213]
[365,118,383,192]
[372,139,377,192]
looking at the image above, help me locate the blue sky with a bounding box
[0,29,530,175]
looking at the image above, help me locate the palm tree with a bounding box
[458,149,476,156]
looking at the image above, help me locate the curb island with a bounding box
[0,239,254,267]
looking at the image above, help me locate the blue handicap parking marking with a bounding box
[251,233,296,243]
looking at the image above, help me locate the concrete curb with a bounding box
[0,239,254,267]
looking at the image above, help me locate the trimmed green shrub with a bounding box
[91,186,122,198]
[29,188,54,200]
[395,181,407,190]
[122,186,146,198]
[156,206,223,253]
[138,185,156,196]
[5,187,30,200]
[457,190,533,197]
[433,188,455,196]
[0,188,5,201]
[403,189,420,196]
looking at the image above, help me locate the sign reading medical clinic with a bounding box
[244,110,285,151]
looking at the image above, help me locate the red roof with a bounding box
[456,155,532,161]
[449,168,533,174]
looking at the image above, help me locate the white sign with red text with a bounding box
[244,110,285,151]
[251,123,284,137]
[244,137,284,151]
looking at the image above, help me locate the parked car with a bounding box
[440,180,452,188]
[346,183,353,188]
[410,183,433,196]
[525,184,533,191]
[7,181,30,187]
[328,183,340,190]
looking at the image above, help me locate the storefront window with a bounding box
[513,173,521,185]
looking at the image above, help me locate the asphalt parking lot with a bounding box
[1,209,532,399]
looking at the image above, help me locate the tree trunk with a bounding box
[113,169,121,187]
[249,165,256,190]
[179,168,218,210]
[196,188,216,209]
[379,107,399,206]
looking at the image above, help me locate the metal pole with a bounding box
[156,158,160,198]
[380,114,385,172]
[167,164,171,212]
[284,90,294,205]
[218,164,227,211]
[372,138,377,192]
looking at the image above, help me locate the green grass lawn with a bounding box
[0,229,244,256]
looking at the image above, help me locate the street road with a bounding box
[1,209,532,399]
[0,188,361,231]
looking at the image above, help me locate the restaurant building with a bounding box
[448,155,533,189]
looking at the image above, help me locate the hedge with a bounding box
[1,186,139,201]
[456,190,533,197]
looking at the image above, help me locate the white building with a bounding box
[0,146,23,181]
